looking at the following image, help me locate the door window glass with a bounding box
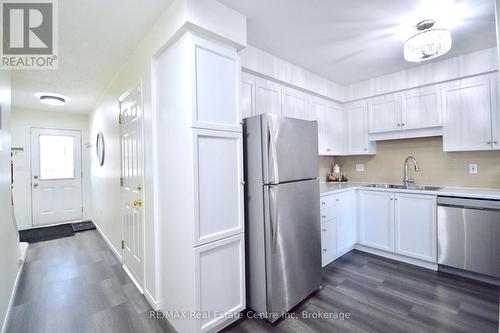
[39,135,75,179]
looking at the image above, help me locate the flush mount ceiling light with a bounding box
[39,94,66,106]
[404,20,452,63]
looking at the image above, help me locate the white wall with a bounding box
[10,108,91,230]
[0,72,20,333]
[88,0,246,308]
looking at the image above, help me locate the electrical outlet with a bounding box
[469,163,478,174]
[356,163,364,172]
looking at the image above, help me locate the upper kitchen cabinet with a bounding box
[241,72,255,120]
[442,76,496,152]
[194,42,241,132]
[282,87,311,120]
[346,102,376,155]
[402,88,442,130]
[310,97,347,155]
[254,76,282,116]
[368,94,403,133]
[367,87,442,140]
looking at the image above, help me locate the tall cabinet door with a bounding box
[336,192,356,254]
[443,80,492,151]
[310,98,330,155]
[358,191,394,252]
[282,87,311,120]
[329,102,347,155]
[255,78,282,116]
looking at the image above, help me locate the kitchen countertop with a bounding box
[320,182,500,200]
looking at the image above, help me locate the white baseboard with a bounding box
[354,244,438,271]
[2,255,26,333]
[93,221,122,262]
[144,289,161,311]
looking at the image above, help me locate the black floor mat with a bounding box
[19,224,75,243]
[72,221,96,232]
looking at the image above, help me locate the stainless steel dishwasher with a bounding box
[437,196,500,279]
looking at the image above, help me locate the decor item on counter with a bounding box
[327,164,348,182]
[404,20,452,63]
[96,131,105,166]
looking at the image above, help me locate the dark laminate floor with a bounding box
[227,250,500,333]
[6,230,174,333]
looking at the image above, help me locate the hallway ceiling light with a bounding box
[39,94,66,106]
[404,20,452,63]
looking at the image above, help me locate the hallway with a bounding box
[5,231,173,333]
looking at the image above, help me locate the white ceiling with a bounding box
[219,0,497,85]
[12,0,173,114]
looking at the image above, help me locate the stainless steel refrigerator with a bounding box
[243,114,321,322]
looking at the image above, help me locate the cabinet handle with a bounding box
[390,198,394,201]
[336,199,340,202]
[322,229,327,232]
[487,141,491,145]
[397,123,401,127]
[401,123,405,127]
[494,141,498,145]
[321,201,325,205]
[323,249,327,252]
[364,148,367,151]
[322,215,326,219]
[326,148,331,152]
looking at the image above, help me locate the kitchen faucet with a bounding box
[403,155,419,185]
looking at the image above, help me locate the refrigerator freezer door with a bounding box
[264,179,321,319]
[262,115,319,184]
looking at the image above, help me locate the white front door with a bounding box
[120,86,144,287]
[31,128,83,226]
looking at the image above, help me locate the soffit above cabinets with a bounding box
[219,0,497,85]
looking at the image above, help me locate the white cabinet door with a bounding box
[368,95,402,133]
[336,192,356,254]
[311,99,346,155]
[394,193,437,262]
[443,79,493,152]
[490,79,500,150]
[321,219,336,267]
[241,73,255,120]
[195,234,245,332]
[193,130,244,246]
[347,103,376,155]
[358,191,394,252]
[282,87,310,120]
[255,78,282,116]
[194,44,240,131]
[402,89,442,130]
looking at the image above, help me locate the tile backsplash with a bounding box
[325,136,500,189]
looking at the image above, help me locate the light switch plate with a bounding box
[356,163,364,172]
[469,163,478,174]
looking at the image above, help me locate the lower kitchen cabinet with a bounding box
[336,192,356,254]
[358,191,394,252]
[394,193,437,262]
[320,191,356,266]
[358,190,437,263]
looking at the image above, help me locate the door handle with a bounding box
[133,199,143,207]
[33,182,39,188]
[136,184,142,191]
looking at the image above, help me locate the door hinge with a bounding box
[119,114,122,125]
[121,240,125,249]
[120,177,124,186]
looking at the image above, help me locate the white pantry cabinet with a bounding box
[346,102,376,155]
[394,193,436,262]
[442,77,496,152]
[358,191,394,252]
[155,32,245,333]
[358,190,437,263]
[282,87,311,120]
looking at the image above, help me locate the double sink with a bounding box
[365,183,442,191]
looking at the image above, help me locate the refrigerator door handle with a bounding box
[268,116,279,184]
[269,185,279,252]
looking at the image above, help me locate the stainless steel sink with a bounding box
[365,184,442,191]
